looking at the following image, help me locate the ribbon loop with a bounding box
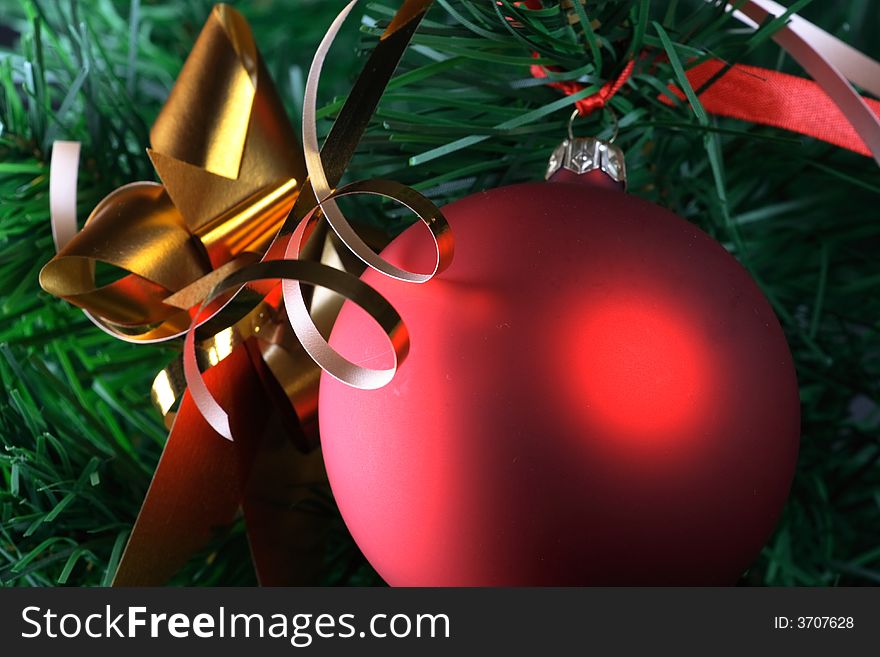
[39,0,443,587]
[526,0,880,164]
[41,4,308,345]
[43,1,450,442]
[301,0,453,285]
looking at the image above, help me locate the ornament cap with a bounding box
[545,137,626,188]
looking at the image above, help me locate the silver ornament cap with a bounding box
[545,137,626,187]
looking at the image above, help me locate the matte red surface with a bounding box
[319,180,800,585]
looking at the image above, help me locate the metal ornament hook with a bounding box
[567,106,620,144]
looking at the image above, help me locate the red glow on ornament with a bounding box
[571,297,710,440]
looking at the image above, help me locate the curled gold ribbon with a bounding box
[39,1,443,585]
[183,0,452,439]
[300,1,453,285]
[284,179,449,387]
[42,1,450,442]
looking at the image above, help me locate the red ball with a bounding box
[319,178,800,585]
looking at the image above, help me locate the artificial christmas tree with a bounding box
[0,0,878,586]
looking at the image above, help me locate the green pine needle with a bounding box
[1,0,879,587]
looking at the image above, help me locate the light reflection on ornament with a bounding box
[569,296,710,441]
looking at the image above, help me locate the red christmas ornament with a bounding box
[318,137,800,585]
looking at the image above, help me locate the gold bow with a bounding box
[40,5,303,343]
[38,1,447,585]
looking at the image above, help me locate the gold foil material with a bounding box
[40,0,445,585]
[150,291,298,429]
[149,5,258,183]
[39,4,305,342]
[178,0,452,437]
[39,182,210,333]
[42,0,449,435]
[148,5,305,234]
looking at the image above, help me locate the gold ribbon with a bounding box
[40,1,452,437]
[40,0,448,584]
[40,5,304,343]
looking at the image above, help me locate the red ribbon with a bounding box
[530,52,880,157]
[665,60,880,158]
[531,54,635,117]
